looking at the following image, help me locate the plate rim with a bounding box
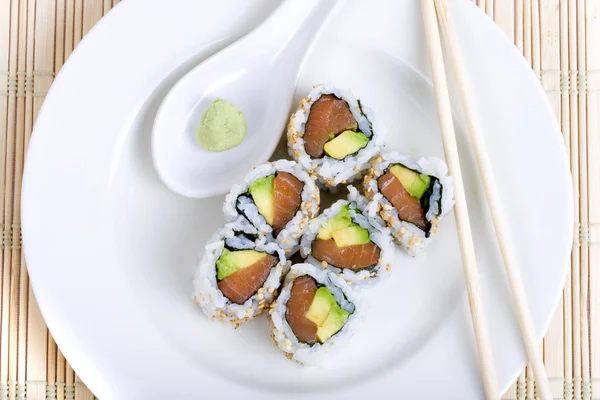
[21,0,573,398]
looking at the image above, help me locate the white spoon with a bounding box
[152,0,342,198]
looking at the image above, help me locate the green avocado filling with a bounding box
[305,286,350,343]
[216,249,266,280]
[389,164,432,199]
[332,226,370,247]
[248,175,275,225]
[316,205,370,247]
[323,130,369,160]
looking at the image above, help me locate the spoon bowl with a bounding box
[152,0,342,198]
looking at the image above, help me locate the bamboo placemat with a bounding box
[0,0,597,399]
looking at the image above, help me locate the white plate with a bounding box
[22,0,572,399]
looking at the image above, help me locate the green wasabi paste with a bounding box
[196,98,247,152]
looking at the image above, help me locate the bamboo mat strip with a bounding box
[0,8,9,395]
[588,0,600,397]
[577,2,591,399]
[540,1,565,399]
[588,0,600,395]
[568,2,583,400]
[559,1,575,399]
[493,0,514,42]
[583,0,600,398]
[26,0,54,398]
[2,0,19,399]
[0,0,597,399]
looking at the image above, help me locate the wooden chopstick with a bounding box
[430,1,554,399]
[419,1,500,399]
[422,0,554,399]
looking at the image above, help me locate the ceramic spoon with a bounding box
[152,0,342,198]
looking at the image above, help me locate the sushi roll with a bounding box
[363,153,454,256]
[269,263,361,365]
[193,221,289,327]
[223,159,320,254]
[287,84,386,189]
[300,189,394,285]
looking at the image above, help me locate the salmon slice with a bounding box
[311,239,380,270]
[304,94,358,158]
[377,171,427,231]
[285,275,318,345]
[273,172,304,234]
[217,253,278,305]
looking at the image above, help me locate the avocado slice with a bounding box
[306,287,335,326]
[216,249,266,280]
[248,175,275,225]
[389,164,432,199]
[412,174,431,199]
[317,205,353,240]
[316,302,350,343]
[305,286,350,343]
[323,130,369,160]
[332,225,370,247]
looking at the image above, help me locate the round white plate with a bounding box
[22,0,572,399]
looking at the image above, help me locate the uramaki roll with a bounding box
[299,188,394,285]
[287,84,386,189]
[363,152,454,256]
[269,263,361,365]
[223,159,319,255]
[193,220,289,327]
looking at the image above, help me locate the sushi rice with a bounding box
[363,152,454,256]
[269,263,361,365]
[223,159,319,255]
[193,220,290,327]
[300,187,395,285]
[287,84,387,189]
